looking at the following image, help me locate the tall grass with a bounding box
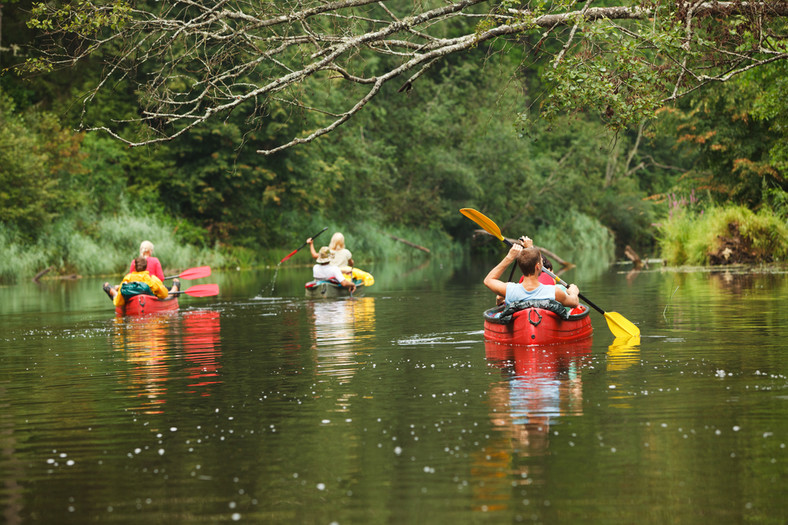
[658,205,788,265]
[0,225,49,284]
[267,221,459,268]
[536,212,616,266]
[0,207,227,284]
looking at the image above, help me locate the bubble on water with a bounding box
[231,513,241,521]
[716,369,726,378]
[317,483,326,490]
[394,446,402,455]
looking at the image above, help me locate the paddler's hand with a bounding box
[506,243,523,259]
[567,283,579,295]
[519,235,534,248]
[307,238,313,244]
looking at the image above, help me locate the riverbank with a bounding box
[658,205,787,266]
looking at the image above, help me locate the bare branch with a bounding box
[24,0,788,154]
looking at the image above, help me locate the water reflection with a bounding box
[112,310,222,413]
[607,335,641,371]
[473,340,593,512]
[182,310,222,396]
[307,298,376,381]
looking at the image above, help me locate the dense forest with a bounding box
[1,0,786,283]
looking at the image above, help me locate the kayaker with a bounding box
[307,232,354,273]
[313,246,356,293]
[484,236,579,308]
[128,240,165,281]
[103,256,179,306]
[519,256,558,286]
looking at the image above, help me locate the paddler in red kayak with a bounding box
[129,240,165,281]
[484,236,580,308]
[103,256,179,306]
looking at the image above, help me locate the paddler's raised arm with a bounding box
[483,243,523,297]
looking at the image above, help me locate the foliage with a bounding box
[658,205,788,265]
[0,1,785,277]
[0,224,49,284]
[0,202,228,284]
[0,90,87,239]
[19,0,788,154]
[537,210,615,261]
[741,61,788,176]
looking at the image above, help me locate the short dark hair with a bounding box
[134,256,148,272]
[517,247,542,276]
[542,257,553,271]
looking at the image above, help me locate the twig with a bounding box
[382,232,430,253]
[663,285,680,321]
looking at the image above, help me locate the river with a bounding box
[0,256,786,524]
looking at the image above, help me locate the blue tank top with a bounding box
[505,283,556,304]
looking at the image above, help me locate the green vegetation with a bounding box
[658,205,788,266]
[0,2,785,283]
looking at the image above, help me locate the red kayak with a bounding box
[115,294,179,316]
[484,300,593,346]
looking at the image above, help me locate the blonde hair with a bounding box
[329,232,345,251]
[139,240,155,256]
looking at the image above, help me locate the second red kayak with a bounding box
[484,300,593,346]
[115,294,179,316]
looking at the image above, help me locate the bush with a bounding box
[658,205,788,265]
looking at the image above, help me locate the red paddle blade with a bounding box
[178,265,211,280]
[279,249,299,263]
[183,284,219,297]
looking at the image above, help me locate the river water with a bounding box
[0,257,786,524]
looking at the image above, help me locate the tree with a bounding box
[23,0,788,155]
[0,89,86,238]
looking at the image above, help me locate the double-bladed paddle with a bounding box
[280,227,329,263]
[459,207,640,339]
[165,266,211,280]
[170,284,220,297]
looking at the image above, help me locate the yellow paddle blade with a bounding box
[459,208,505,241]
[604,311,641,338]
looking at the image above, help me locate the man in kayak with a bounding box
[103,256,179,306]
[313,246,356,293]
[484,236,579,307]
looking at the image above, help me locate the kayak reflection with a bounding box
[485,339,592,451]
[306,297,376,382]
[112,310,222,413]
[472,340,593,512]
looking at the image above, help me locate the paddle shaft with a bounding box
[541,267,606,316]
[280,227,328,263]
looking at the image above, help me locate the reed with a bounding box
[0,208,227,283]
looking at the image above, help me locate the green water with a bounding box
[0,258,786,524]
